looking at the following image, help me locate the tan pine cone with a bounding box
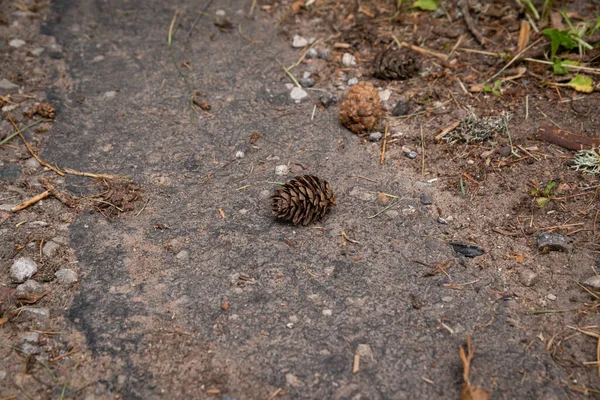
[271,175,336,226]
[373,48,420,81]
[27,102,55,119]
[339,82,381,134]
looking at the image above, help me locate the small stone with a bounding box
[31,47,44,56]
[300,77,315,88]
[498,145,511,157]
[419,193,433,205]
[441,296,453,303]
[175,250,189,260]
[215,9,226,16]
[322,309,332,316]
[306,48,318,59]
[9,39,26,48]
[92,55,105,62]
[24,157,40,168]
[581,276,600,290]
[284,83,294,90]
[286,373,304,387]
[349,187,376,202]
[221,301,230,311]
[42,241,61,258]
[0,204,16,211]
[0,166,22,182]
[21,343,41,355]
[239,209,248,215]
[342,53,357,67]
[378,89,391,102]
[235,150,245,159]
[275,165,290,176]
[20,308,50,328]
[369,132,382,142]
[392,100,410,117]
[547,294,557,301]
[319,93,337,108]
[55,268,78,285]
[15,280,45,299]
[290,87,308,101]
[519,269,538,287]
[449,242,485,258]
[385,210,399,218]
[537,233,570,252]
[480,149,496,159]
[20,332,40,343]
[406,151,418,159]
[0,79,19,91]
[104,91,116,99]
[10,257,38,283]
[318,48,331,59]
[28,221,48,227]
[347,77,359,86]
[292,35,308,48]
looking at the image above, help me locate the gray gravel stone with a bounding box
[406,151,418,159]
[581,275,600,290]
[176,250,189,260]
[42,240,61,258]
[20,332,40,343]
[392,100,409,117]
[275,165,290,176]
[10,257,38,283]
[369,132,382,142]
[292,35,308,48]
[347,77,359,86]
[419,193,433,205]
[318,48,330,59]
[319,93,337,108]
[20,308,50,328]
[21,343,41,355]
[55,268,78,285]
[15,280,45,298]
[306,48,318,59]
[518,268,538,287]
[537,232,570,252]
[24,157,40,168]
[300,77,315,88]
[547,294,557,301]
[0,79,19,91]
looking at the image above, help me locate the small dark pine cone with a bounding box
[339,82,381,134]
[271,175,336,226]
[373,48,420,81]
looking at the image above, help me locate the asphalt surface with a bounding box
[40,0,573,398]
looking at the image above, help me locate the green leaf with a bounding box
[566,75,594,93]
[536,197,550,208]
[590,14,600,35]
[553,59,568,75]
[483,85,492,93]
[411,0,439,11]
[542,28,578,58]
[544,180,557,195]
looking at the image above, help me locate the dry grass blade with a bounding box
[460,334,491,400]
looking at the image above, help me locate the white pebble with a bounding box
[215,9,226,16]
[322,309,332,316]
[348,78,359,86]
[9,39,26,48]
[292,35,308,48]
[342,53,357,67]
[235,151,245,159]
[290,87,308,102]
[275,165,289,176]
[547,294,557,301]
[378,89,391,102]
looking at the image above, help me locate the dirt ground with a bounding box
[1,0,600,398]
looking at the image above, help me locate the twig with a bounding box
[392,35,448,61]
[51,347,79,362]
[380,124,389,165]
[288,39,321,70]
[420,125,425,176]
[40,178,76,207]
[238,24,261,44]
[275,58,301,88]
[11,191,51,212]
[8,117,64,176]
[461,0,485,46]
[249,0,257,15]
[62,168,121,180]
[367,199,399,219]
[352,354,360,374]
[0,118,49,146]
[484,38,543,84]
[136,199,150,217]
[266,388,282,400]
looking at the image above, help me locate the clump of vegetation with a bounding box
[442,108,511,144]
[572,148,600,175]
[530,180,557,208]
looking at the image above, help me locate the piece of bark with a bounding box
[535,125,600,150]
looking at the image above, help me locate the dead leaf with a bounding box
[291,0,304,14]
[460,334,491,400]
[283,238,297,248]
[249,131,261,144]
[0,317,8,326]
[218,208,226,219]
[517,21,531,54]
[514,254,524,263]
[17,291,49,304]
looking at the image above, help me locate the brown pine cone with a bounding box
[271,175,336,226]
[27,102,55,119]
[373,48,420,81]
[339,82,381,134]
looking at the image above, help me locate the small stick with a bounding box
[62,168,121,180]
[275,58,301,88]
[266,388,282,400]
[51,347,79,362]
[448,34,465,59]
[392,35,448,61]
[40,178,76,207]
[352,354,360,374]
[380,124,389,165]
[367,198,399,219]
[484,38,543,84]
[11,191,51,212]
[461,0,485,46]
[435,120,461,141]
[420,125,425,176]
[238,24,261,44]
[525,95,529,120]
[0,118,49,146]
[7,117,64,176]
